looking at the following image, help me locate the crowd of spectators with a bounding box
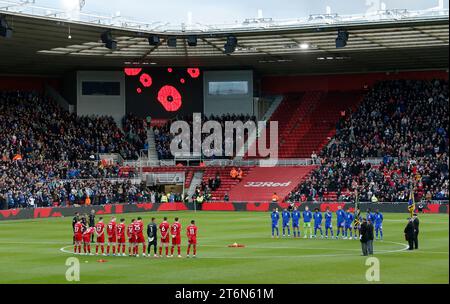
[154,113,256,159]
[324,79,448,159]
[290,79,449,203]
[0,91,140,161]
[287,155,449,203]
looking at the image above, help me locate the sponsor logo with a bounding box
[244,181,291,187]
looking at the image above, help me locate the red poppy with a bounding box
[180,78,185,84]
[157,85,182,112]
[187,68,200,78]
[136,88,142,94]
[139,73,153,87]
[124,68,142,76]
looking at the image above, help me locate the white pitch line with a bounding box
[59,241,409,259]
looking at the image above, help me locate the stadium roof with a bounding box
[0,6,448,76]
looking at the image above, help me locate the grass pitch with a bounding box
[0,211,448,284]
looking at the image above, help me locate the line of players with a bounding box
[73,216,198,258]
[271,206,384,240]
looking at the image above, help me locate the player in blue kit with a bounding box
[324,208,334,239]
[281,209,291,237]
[270,208,280,238]
[374,209,384,240]
[302,206,313,238]
[335,205,346,239]
[313,208,323,239]
[366,208,375,223]
[291,207,301,237]
[344,210,354,239]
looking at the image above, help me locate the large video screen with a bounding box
[125,67,203,119]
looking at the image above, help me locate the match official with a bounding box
[404,218,415,250]
[367,219,374,255]
[89,210,96,242]
[359,218,369,256]
[413,213,420,250]
[147,217,158,257]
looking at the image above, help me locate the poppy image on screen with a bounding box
[125,67,203,118]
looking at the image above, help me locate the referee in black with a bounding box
[147,217,158,257]
[413,213,420,250]
[89,210,96,243]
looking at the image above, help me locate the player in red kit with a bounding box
[159,217,170,257]
[170,217,182,258]
[73,219,83,254]
[186,220,198,258]
[127,219,135,256]
[116,218,127,256]
[95,217,105,255]
[106,217,117,256]
[82,226,95,255]
[133,217,146,257]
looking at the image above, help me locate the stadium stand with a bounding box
[0,91,140,161]
[246,90,363,158]
[1,77,448,209]
[288,79,449,203]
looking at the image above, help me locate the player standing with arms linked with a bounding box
[324,207,334,239]
[116,219,127,256]
[270,208,280,238]
[281,208,291,237]
[302,206,313,238]
[313,208,324,239]
[186,220,198,258]
[82,226,95,255]
[374,209,384,240]
[344,209,354,239]
[95,217,105,255]
[336,206,346,239]
[127,219,136,256]
[106,217,117,256]
[72,212,80,245]
[73,218,83,254]
[159,217,170,257]
[291,207,301,238]
[170,217,182,258]
[133,217,146,257]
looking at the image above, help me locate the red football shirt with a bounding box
[133,221,143,235]
[95,222,105,236]
[127,223,134,238]
[107,221,117,236]
[159,222,170,238]
[171,222,182,238]
[83,227,95,237]
[117,223,126,238]
[187,224,198,238]
[74,222,83,235]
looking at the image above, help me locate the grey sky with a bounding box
[38,0,449,24]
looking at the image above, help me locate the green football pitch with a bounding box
[0,211,448,284]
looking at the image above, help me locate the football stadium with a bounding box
[0,0,448,288]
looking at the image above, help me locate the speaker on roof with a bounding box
[148,35,160,46]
